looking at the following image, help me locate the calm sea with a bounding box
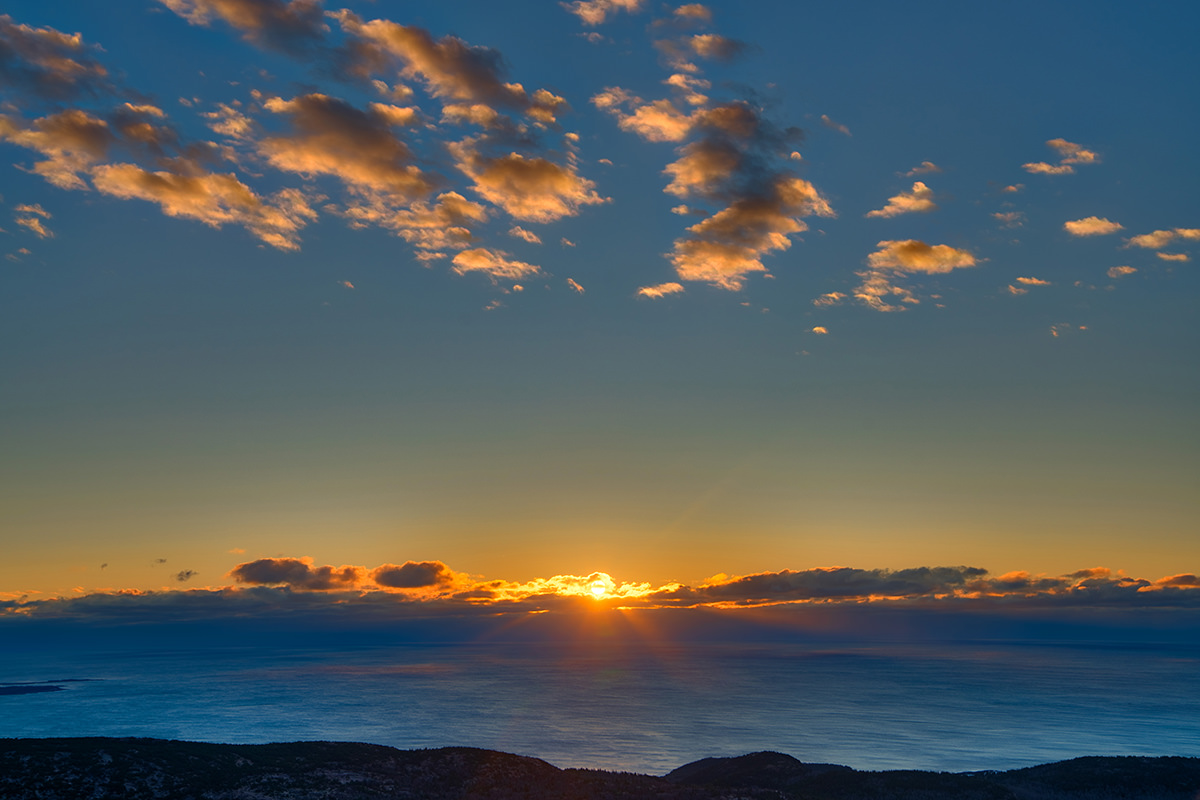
[3,640,1198,775]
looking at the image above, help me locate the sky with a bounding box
[1,0,1198,629]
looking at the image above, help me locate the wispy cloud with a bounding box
[13,202,52,237]
[636,281,684,298]
[450,247,540,280]
[1023,137,1099,175]
[902,161,940,177]
[820,114,850,136]
[0,14,112,100]
[563,0,644,26]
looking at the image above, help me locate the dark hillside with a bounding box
[0,738,1196,800]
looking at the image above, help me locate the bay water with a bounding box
[3,640,1198,775]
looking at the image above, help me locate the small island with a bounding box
[0,738,1196,799]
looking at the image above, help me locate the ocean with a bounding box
[3,639,1198,775]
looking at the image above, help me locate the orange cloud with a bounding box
[90,163,317,250]
[1023,138,1098,175]
[260,93,433,203]
[0,14,112,100]
[508,225,542,244]
[1022,162,1074,175]
[812,291,846,307]
[865,181,937,218]
[636,281,684,298]
[564,0,644,26]
[13,203,53,238]
[451,142,605,223]
[1047,137,1099,164]
[866,239,976,273]
[1107,265,1137,278]
[451,247,540,280]
[854,240,977,311]
[159,0,327,55]
[1125,228,1200,249]
[669,175,833,289]
[0,109,114,189]
[1157,252,1189,262]
[592,90,695,142]
[344,191,487,256]
[1064,216,1123,236]
[333,12,565,125]
[1016,276,1051,286]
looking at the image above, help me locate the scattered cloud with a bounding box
[993,211,1024,228]
[565,277,585,293]
[157,0,328,56]
[1107,265,1137,278]
[903,161,940,177]
[451,247,540,280]
[173,570,197,582]
[260,93,431,203]
[90,163,317,250]
[1023,138,1098,175]
[866,239,976,273]
[451,141,606,223]
[230,557,366,591]
[563,0,644,26]
[865,181,936,218]
[508,225,542,244]
[1157,252,1189,262]
[854,240,977,311]
[636,281,684,298]
[13,202,52,237]
[1047,137,1099,165]
[811,326,828,334]
[370,561,466,595]
[0,14,112,101]
[810,292,844,308]
[1016,276,1051,286]
[1125,228,1200,250]
[674,4,712,23]
[820,114,850,136]
[592,88,696,142]
[1064,216,1122,236]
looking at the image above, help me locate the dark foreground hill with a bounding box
[0,739,1197,800]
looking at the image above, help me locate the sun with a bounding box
[589,580,608,599]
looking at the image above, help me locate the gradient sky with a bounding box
[1,0,1197,616]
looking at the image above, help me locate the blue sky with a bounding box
[1,0,1197,618]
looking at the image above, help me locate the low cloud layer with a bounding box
[5,561,1198,627]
